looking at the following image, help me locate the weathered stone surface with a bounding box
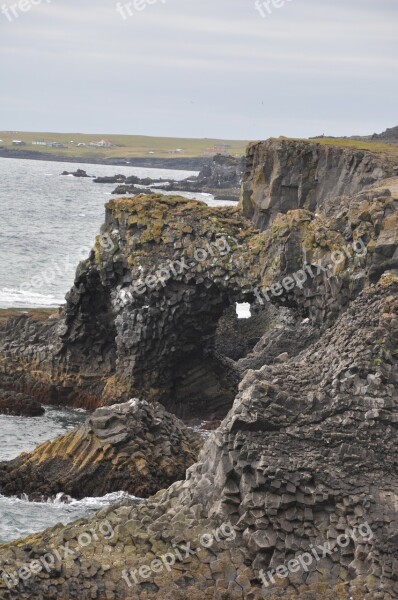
[0,279,397,599]
[240,138,396,229]
[0,399,201,499]
[0,195,262,418]
[0,389,44,417]
[0,138,398,599]
[61,169,90,178]
[148,153,245,201]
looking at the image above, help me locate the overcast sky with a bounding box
[1,0,397,139]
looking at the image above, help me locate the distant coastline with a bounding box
[0,148,209,171]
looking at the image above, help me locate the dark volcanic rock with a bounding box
[94,154,245,199]
[1,279,397,599]
[0,195,261,418]
[111,184,153,195]
[215,304,275,361]
[0,399,201,500]
[1,171,397,415]
[197,153,245,188]
[372,125,398,145]
[154,153,245,200]
[61,169,90,177]
[0,389,44,416]
[93,174,126,184]
[0,139,398,599]
[240,138,396,229]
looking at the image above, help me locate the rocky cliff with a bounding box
[0,194,264,419]
[0,138,398,599]
[372,126,398,145]
[142,153,245,200]
[240,138,397,229]
[1,278,397,599]
[1,168,397,413]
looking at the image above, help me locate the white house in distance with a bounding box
[89,140,113,148]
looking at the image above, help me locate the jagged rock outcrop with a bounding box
[1,278,397,599]
[372,125,398,145]
[1,172,397,414]
[0,195,263,418]
[89,155,244,200]
[0,389,44,417]
[61,169,91,178]
[93,175,129,184]
[0,399,201,500]
[240,138,397,229]
[247,178,398,326]
[110,184,153,196]
[1,138,398,599]
[155,154,245,200]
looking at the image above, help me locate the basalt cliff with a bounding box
[0,138,398,599]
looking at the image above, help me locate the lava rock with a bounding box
[0,389,44,417]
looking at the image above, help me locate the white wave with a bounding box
[0,491,142,543]
[0,287,64,308]
[50,490,142,507]
[6,490,141,507]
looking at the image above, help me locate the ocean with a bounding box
[0,408,136,543]
[0,157,235,309]
[0,157,238,543]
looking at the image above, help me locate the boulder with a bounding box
[61,169,90,177]
[0,389,44,417]
[0,399,201,500]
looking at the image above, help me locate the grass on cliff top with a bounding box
[0,131,249,160]
[307,137,398,157]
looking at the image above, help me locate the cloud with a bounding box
[0,0,397,138]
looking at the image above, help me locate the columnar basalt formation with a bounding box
[0,279,397,599]
[0,139,398,599]
[1,173,397,414]
[0,399,201,500]
[0,195,263,417]
[240,138,397,229]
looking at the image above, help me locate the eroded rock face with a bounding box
[1,176,397,415]
[0,389,44,417]
[1,280,397,599]
[372,125,398,145]
[0,139,398,599]
[0,195,264,418]
[240,138,396,229]
[0,399,201,500]
[151,154,245,200]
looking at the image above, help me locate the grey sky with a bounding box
[1,0,397,139]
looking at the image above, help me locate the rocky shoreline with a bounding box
[0,399,201,500]
[0,137,397,599]
[61,153,245,201]
[0,147,210,171]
